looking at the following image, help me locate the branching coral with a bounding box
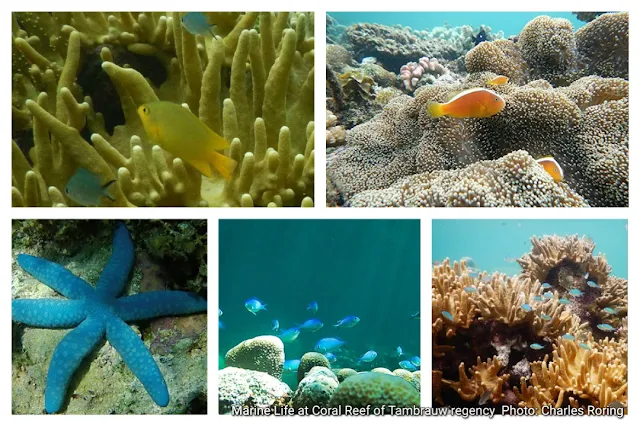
[326,110,346,147]
[399,57,447,91]
[443,356,509,404]
[12,12,315,207]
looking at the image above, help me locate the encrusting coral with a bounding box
[12,12,314,207]
[433,234,627,411]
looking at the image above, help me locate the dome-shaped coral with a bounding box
[224,335,285,379]
[329,372,420,410]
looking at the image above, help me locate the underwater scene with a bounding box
[326,12,628,207]
[11,220,207,414]
[12,12,314,207]
[219,220,421,414]
[432,220,627,413]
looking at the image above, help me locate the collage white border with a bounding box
[4,0,637,423]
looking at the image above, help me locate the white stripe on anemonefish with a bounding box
[445,88,505,104]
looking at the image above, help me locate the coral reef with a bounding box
[326,110,346,147]
[291,367,339,409]
[297,352,330,383]
[218,367,291,414]
[433,234,627,411]
[329,372,420,411]
[400,57,447,91]
[12,12,314,207]
[225,335,285,380]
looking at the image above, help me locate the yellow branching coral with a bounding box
[12,12,314,207]
[432,259,477,336]
[443,356,509,403]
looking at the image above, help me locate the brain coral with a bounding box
[297,352,330,383]
[329,372,420,411]
[12,12,314,208]
[327,73,628,207]
[291,366,339,410]
[224,335,285,379]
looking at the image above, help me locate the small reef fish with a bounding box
[218,320,225,329]
[271,319,280,331]
[533,296,544,302]
[540,313,552,321]
[536,157,564,183]
[315,338,346,353]
[325,353,337,363]
[442,311,454,321]
[460,257,477,268]
[542,283,552,289]
[427,88,506,119]
[463,286,477,293]
[487,75,509,86]
[543,292,554,299]
[562,333,575,341]
[568,288,584,297]
[597,324,616,332]
[603,307,617,315]
[283,360,301,372]
[244,298,267,315]
[181,12,215,36]
[409,311,420,320]
[65,168,115,206]
[521,304,532,312]
[298,319,324,332]
[478,391,493,406]
[357,350,378,363]
[307,301,318,314]
[279,328,301,343]
[137,101,237,180]
[410,356,421,367]
[529,343,544,350]
[578,343,591,350]
[218,309,223,317]
[398,360,417,371]
[587,280,600,288]
[558,298,572,305]
[334,315,360,328]
[608,401,625,409]
[584,272,590,279]
[397,346,404,357]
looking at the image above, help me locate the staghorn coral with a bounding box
[327,71,627,207]
[12,12,314,207]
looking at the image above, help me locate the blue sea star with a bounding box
[12,222,207,413]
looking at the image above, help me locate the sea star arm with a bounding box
[96,222,135,298]
[105,316,169,407]
[44,316,106,413]
[12,299,86,328]
[17,254,94,300]
[114,291,207,322]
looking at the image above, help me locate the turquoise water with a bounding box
[219,220,421,384]
[328,12,586,37]
[433,220,628,279]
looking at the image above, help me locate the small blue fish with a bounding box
[597,323,615,332]
[521,304,532,312]
[334,315,360,328]
[298,319,324,332]
[558,298,572,305]
[315,337,346,353]
[398,360,417,371]
[533,296,544,302]
[463,287,477,293]
[283,360,301,372]
[325,353,337,363]
[442,311,454,321]
[603,307,617,315]
[562,333,575,341]
[584,272,589,279]
[396,346,404,357]
[307,301,318,314]
[409,311,420,320]
[272,320,280,331]
[542,283,552,289]
[540,313,552,321]
[218,309,223,317]
[357,350,377,363]
[568,289,583,297]
[530,343,544,350]
[245,298,267,314]
[410,356,421,367]
[181,12,215,37]
[587,280,600,288]
[219,320,225,329]
[65,168,116,206]
[578,343,591,350]
[543,291,554,299]
[279,328,300,343]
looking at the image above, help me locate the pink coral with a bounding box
[400,57,447,91]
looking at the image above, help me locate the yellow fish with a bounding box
[487,75,509,86]
[536,156,564,182]
[137,101,237,180]
[427,88,505,119]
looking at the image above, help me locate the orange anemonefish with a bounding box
[536,156,564,182]
[487,75,509,86]
[427,88,506,119]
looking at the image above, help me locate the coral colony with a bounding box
[433,235,627,411]
[12,12,314,207]
[12,223,207,413]
[326,13,628,207]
